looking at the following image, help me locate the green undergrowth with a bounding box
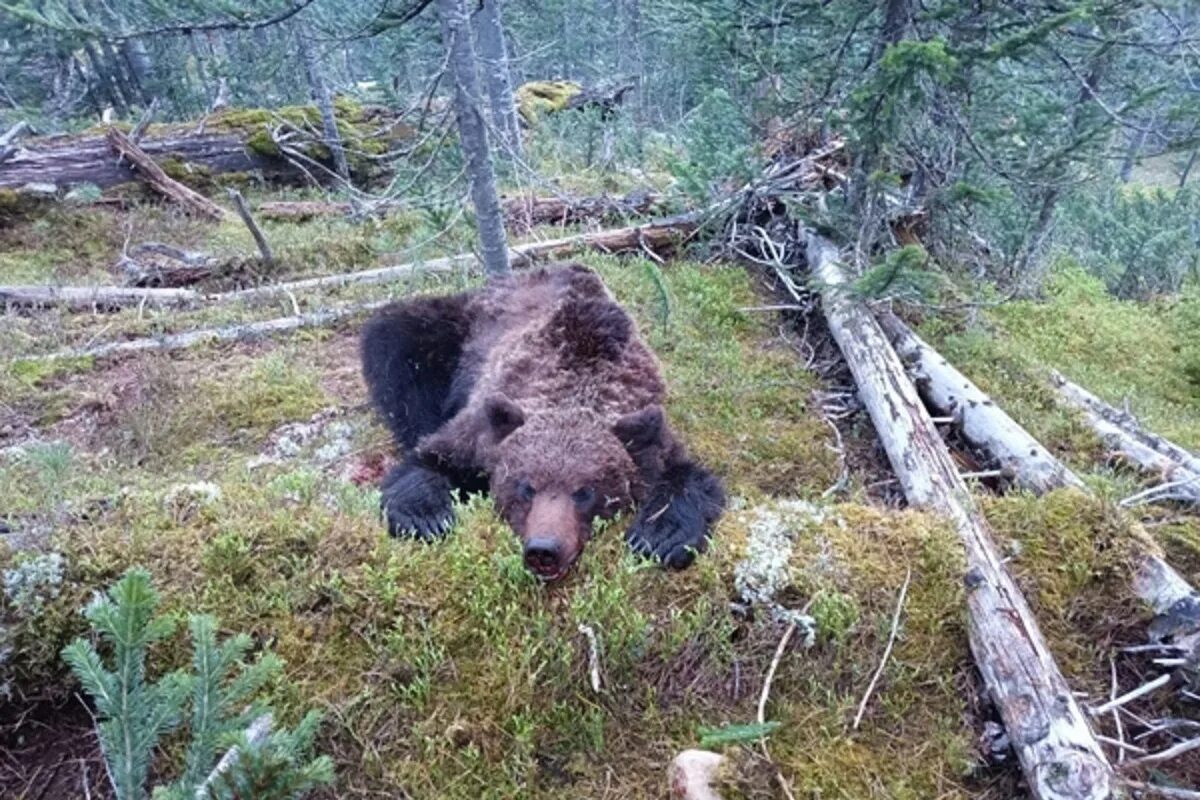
[2,255,1185,797]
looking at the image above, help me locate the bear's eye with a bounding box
[571,487,595,507]
[516,480,536,502]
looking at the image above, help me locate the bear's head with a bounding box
[480,396,666,581]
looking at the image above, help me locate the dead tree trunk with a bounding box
[878,310,1200,645]
[472,0,522,157]
[877,310,1086,494]
[437,0,511,277]
[808,235,1113,800]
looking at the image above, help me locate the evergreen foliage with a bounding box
[62,569,332,800]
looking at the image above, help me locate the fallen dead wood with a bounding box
[1,284,203,311]
[1051,371,1200,496]
[217,212,700,305]
[257,200,354,221]
[501,191,663,230]
[118,242,224,288]
[254,191,665,230]
[29,300,388,362]
[877,310,1085,494]
[106,128,226,220]
[807,235,1113,800]
[877,310,1200,647]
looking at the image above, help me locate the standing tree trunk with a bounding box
[437,0,511,277]
[472,0,522,158]
[295,23,352,184]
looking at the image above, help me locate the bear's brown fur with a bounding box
[361,263,724,580]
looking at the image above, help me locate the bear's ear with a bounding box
[485,394,526,442]
[613,405,666,455]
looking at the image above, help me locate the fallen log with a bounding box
[257,200,354,221]
[118,242,223,288]
[105,128,226,220]
[255,191,665,229]
[877,310,1085,494]
[1051,371,1200,482]
[877,311,1200,646]
[1,285,202,311]
[218,212,699,305]
[29,300,389,362]
[502,191,663,230]
[807,235,1112,800]
[1,128,290,191]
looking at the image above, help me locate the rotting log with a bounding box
[106,128,226,220]
[1,129,289,191]
[877,310,1200,647]
[808,234,1113,800]
[1,284,203,311]
[1051,371,1200,485]
[118,242,222,288]
[257,200,354,221]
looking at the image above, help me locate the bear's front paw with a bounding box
[625,500,710,570]
[380,463,456,540]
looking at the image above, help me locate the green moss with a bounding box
[157,156,214,190]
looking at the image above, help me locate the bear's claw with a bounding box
[625,508,708,570]
[380,461,456,541]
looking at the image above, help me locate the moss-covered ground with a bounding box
[2,194,1198,796]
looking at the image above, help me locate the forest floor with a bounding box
[1,191,1199,798]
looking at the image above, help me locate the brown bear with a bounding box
[360,263,724,580]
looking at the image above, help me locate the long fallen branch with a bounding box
[105,128,226,221]
[1,284,203,311]
[19,215,699,359]
[1051,371,1200,502]
[217,212,700,305]
[876,311,1200,647]
[28,300,388,361]
[807,235,1113,800]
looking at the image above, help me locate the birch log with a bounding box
[808,234,1113,800]
[1051,371,1200,487]
[877,311,1200,644]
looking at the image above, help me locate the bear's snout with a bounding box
[521,493,584,580]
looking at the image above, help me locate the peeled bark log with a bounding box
[1051,371,1200,480]
[1,284,202,311]
[808,235,1112,800]
[105,128,226,220]
[878,311,1200,645]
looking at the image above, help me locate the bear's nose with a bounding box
[523,537,565,580]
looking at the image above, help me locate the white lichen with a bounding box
[734,499,838,646]
[3,551,66,615]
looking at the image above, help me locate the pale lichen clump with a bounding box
[733,499,834,642]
